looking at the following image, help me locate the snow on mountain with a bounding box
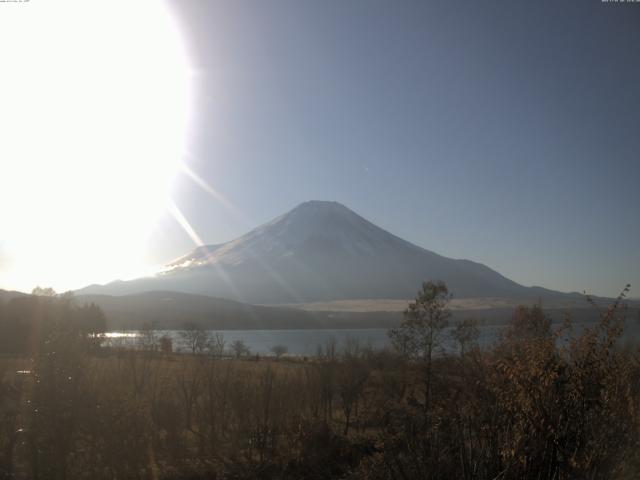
[77,201,577,304]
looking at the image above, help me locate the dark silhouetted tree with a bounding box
[451,318,480,356]
[388,280,451,413]
[179,321,211,355]
[230,339,250,358]
[270,344,288,359]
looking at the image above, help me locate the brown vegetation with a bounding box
[0,284,638,479]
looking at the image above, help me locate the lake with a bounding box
[105,321,640,356]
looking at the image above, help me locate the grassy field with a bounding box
[1,290,640,479]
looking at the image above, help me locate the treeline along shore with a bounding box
[0,282,639,479]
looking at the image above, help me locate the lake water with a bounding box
[106,329,396,356]
[105,322,640,356]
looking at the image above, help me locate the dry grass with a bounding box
[1,290,639,479]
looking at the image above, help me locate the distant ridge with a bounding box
[74,290,405,330]
[77,200,584,304]
[0,289,28,303]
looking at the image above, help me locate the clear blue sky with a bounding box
[152,0,640,298]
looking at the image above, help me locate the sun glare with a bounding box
[0,0,191,292]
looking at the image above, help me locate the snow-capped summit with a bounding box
[168,200,416,269]
[77,201,572,304]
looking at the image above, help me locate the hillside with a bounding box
[78,201,586,304]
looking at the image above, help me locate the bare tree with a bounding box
[451,318,480,356]
[179,321,211,355]
[342,336,361,359]
[316,336,337,360]
[159,335,173,354]
[337,357,369,435]
[270,344,288,359]
[230,339,250,358]
[207,332,226,357]
[137,322,158,352]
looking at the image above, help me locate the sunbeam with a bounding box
[177,162,310,302]
[0,0,192,292]
[167,200,245,303]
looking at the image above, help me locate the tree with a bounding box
[137,322,158,351]
[0,295,106,355]
[208,332,226,357]
[389,280,451,361]
[75,302,107,349]
[388,280,451,413]
[270,344,288,359]
[159,335,173,354]
[179,321,211,355]
[451,318,480,356]
[230,339,250,358]
[31,286,57,297]
[337,356,369,435]
[503,304,552,341]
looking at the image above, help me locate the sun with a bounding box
[0,0,192,292]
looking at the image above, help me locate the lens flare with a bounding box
[0,0,192,292]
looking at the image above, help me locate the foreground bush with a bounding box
[0,286,638,479]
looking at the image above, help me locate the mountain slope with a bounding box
[0,289,28,303]
[77,201,578,303]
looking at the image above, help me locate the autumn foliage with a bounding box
[0,284,638,479]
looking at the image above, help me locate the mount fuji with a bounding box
[77,201,576,304]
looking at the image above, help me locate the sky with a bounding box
[157,0,640,298]
[0,0,638,297]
